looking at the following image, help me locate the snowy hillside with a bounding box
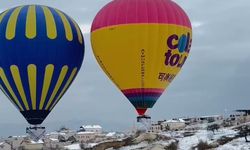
[1,121,250,149]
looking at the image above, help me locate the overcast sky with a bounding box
[0,0,250,137]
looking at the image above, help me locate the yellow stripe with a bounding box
[0,84,19,110]
[42,6,57,39]
[50,67,77,110]
[45,66,68,110]
[71,18,83,44]
[10,65,30,110]
[27,64,37,110]
[26,5,36,39]
[0,67,24,111]
[55,9,73,41]
[0,10,9,23]
[39,64,54,109]
[6,6,23,40]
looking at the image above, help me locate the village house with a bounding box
[76,132,96,142]
[162,119,186,131]
[199,115,224,123]
[183,115,224,125]
[149,123,162,133]
[45,131,60,139]
[229,110,250,125]
[43,137,61,149]
[80,125,102,134]
[57,128,76,140]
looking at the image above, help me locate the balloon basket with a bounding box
[26,125,45,142]
[137,115,152,132]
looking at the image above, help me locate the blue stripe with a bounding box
[64,12,83,45]
[128,96,159,108]
[36,6,47,40]
[42,66,73,110]
[47,67,76,110]
[4,68,27,110]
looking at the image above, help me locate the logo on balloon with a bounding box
[164,32,192,68]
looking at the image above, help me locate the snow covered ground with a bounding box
[2,122,249,150]
[178,128,237,149]
[48,126,250,150]
[217,138,250,150]
[64,128,248,150]
[118,142,149,150]
[64,143,81,150]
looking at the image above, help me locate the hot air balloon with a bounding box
[0,5,84,140]
[91,0,192,123]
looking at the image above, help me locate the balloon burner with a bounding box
[26,125,45,142]
[137,115,152,131]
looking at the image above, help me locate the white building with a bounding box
[45,131,60,139]
[229,110,250,125]
[58,129,76,140]
[149,123,162,133]
[183,115,224,125]
[199,115,223,123]
[76,132,96,142]
[105,132,125,139]
[64,144,81,150]
[106,132,116,138]
[80,125,102,134]
[43,138,60,149]
[162,119,186,131]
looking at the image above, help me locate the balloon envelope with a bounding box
[0,5,84,125]
[91,0,192,116]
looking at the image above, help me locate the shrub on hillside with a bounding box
[165,142,178,150]
[194,140,215,150]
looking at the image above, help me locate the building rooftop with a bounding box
[165,119,185,123]
[77,131,96,135]
[81,125,102,129]
[236,109,250,114]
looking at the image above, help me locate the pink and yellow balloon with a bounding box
[91,0,192,116]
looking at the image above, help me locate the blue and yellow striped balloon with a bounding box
[0,5,84,125]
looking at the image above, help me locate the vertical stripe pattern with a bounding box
[45,66,68,110]
[0,4,84,125]
[10,65,30,110]
[0,68,24,111]
[0,65,78,111]
[55,9,73,41]
[42,6,57,39]
[1,5,84,43]
[71,19,83,44]
[6,6,23,40]
[39,64,54,109]
[50,67,77,110]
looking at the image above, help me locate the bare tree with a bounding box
[207,124,220,134]
[239,125,250,142]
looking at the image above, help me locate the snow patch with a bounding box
[64,143,81,150]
